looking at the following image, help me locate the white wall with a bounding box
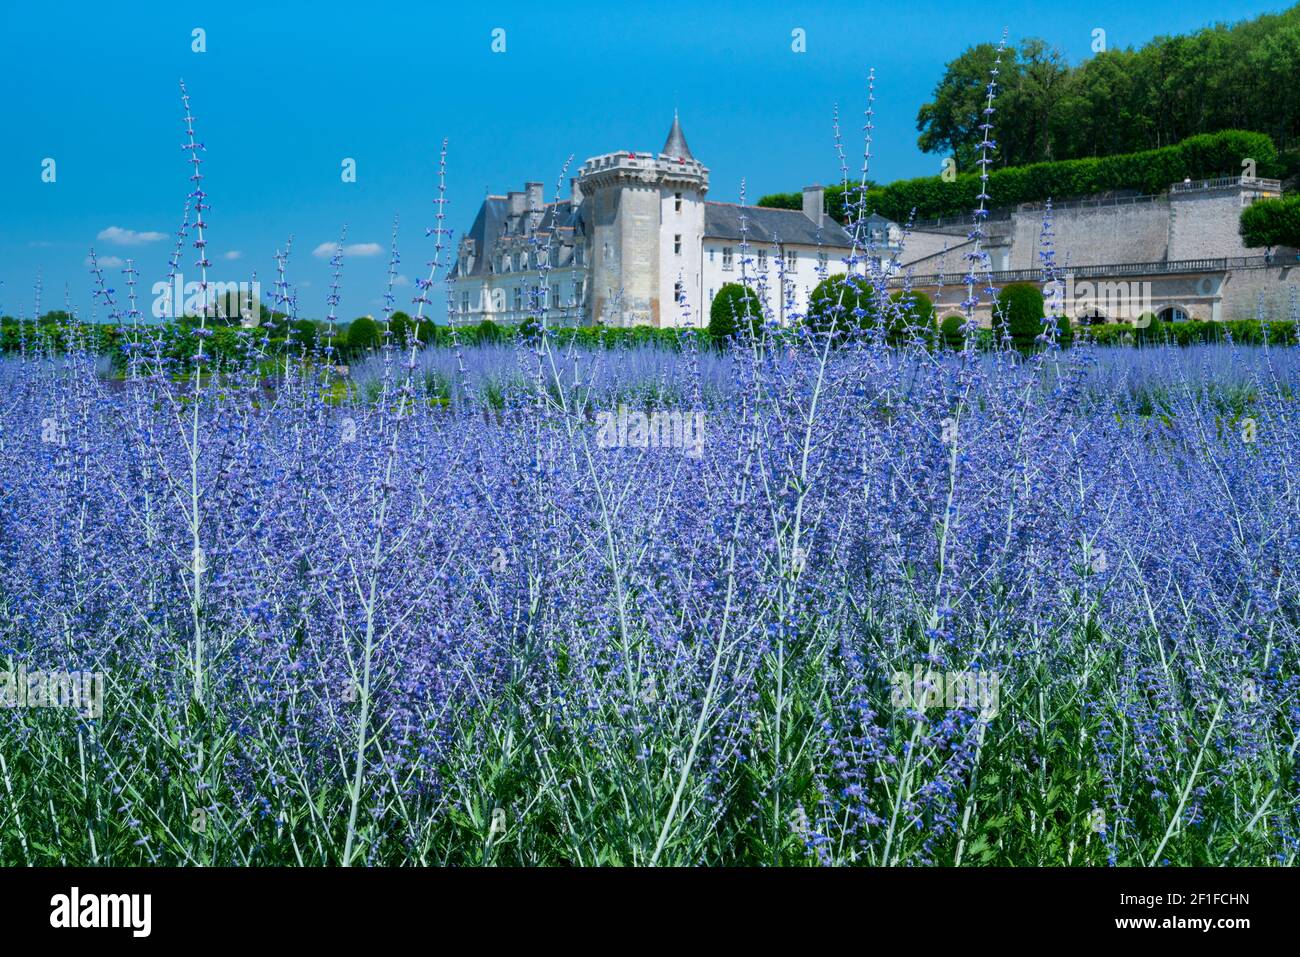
[701,240,851,325]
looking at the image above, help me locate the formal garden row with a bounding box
[3,279,1296,368]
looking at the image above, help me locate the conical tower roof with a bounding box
[662,111,693,160]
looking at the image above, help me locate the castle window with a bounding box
[675,192,682,212]
[786,249,798,269]
[708,248,715,263]
[674,234,682,255]
[674,281,684,303]
[513,287,523,314]
[722,247,733,271]
[551,283,560,308]
[461,292,470,314]
[818,251,828,270]
[574,280,584,304]
[758,250,768,270]
[708,288,715,303]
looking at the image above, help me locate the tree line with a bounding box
[918,6,1300,173]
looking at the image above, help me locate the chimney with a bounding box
[802,185,825,227]
[526,181,544,211]
[507,191,527,217]
[570,177,582,207]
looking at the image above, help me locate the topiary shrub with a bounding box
[1240,193,1300,249]
[475,319,505,344]
[517,314,543,343]
[807,273,874,337]
[994,283,1046,346]
[886,290,937,344]
[1041,311,1074,347]
[289,319,318,349]
[939,314,966,348]
[1133,312,1164,344]
[343,315,382,354]
[387,310,413,345]
[708,283,764,345]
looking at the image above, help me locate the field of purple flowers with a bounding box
[3,57,1299,866]
[1,327,1298,866]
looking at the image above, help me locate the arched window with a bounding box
[1158,306,1189,323]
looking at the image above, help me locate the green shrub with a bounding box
[344,316,382,353]
[708,283,764,344]
[474,319,504,344]
[1240,194,1300,249]
[886,290,936,343]
[387,311,413,345]
[761,130,1278,224]
[807,274,875,336]
[994,283,1047,344]
[289,319,318,348]
[1042,310,1074,346]
[939,314,966,348]
[1086,317,1297,346]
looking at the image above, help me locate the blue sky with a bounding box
[0,0,1287,320]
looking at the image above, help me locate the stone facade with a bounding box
[449,127,1293,330]
[897,175,1293,326]
[448,116,866,328]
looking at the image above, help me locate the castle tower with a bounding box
[578,114,709,327]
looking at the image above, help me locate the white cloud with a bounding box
[85,255,124,269]
[312,241,384,259]
[393,274,412,287]
[223,250,243,260]
[97,226,166,246]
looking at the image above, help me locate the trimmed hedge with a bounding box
[7,313,1298,364]
[760,130,1278,224]
[707,283,765,344]
[994,283,1046,344]
[1240,194,1300,249]
[807,274,876,335]
[1086,318,1298,346]
[887,290,937,344]
[939,314,970,349]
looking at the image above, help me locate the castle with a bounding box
[448,115,873,328]
[449,116,1294,329]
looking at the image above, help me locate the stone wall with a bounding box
[1220,264,1300,321]
[1007,200,1171,270]
[1168,187,1256,260]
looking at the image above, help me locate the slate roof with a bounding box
[703,203,855,247]
[451,197,585,279]
[662,112,693,161]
